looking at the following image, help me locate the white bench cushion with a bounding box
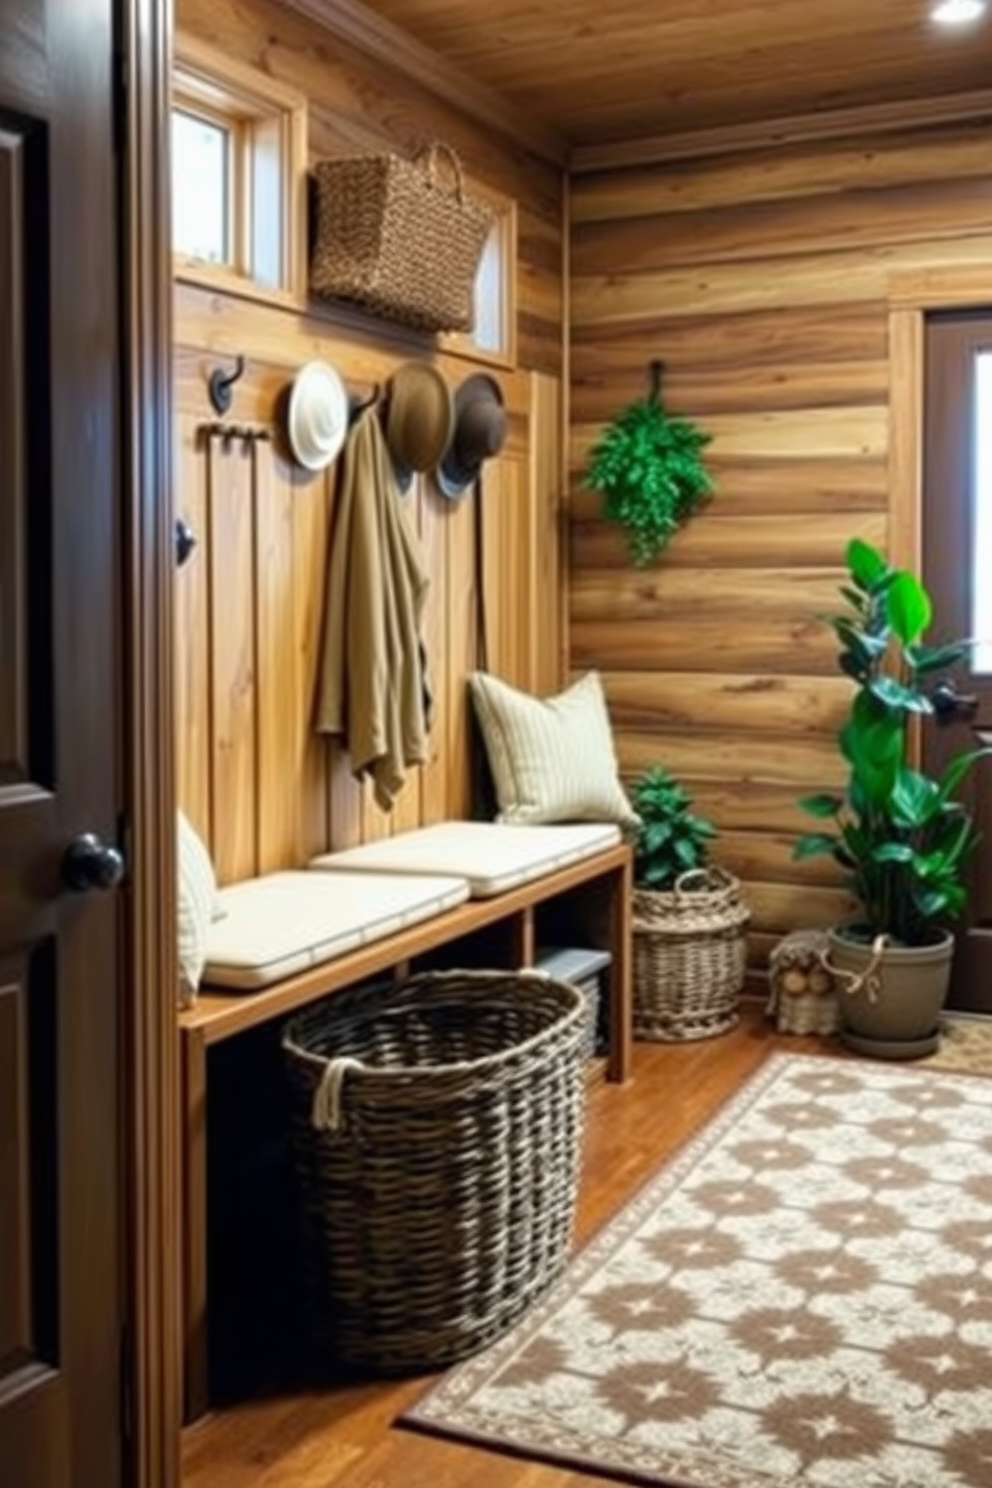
[203,870,469,990]
[309,821,622,898]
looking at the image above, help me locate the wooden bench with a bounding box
[177,837,632,1423]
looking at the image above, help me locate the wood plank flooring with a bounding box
[181,1001,832,1488]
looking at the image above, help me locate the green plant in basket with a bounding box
[629,766,747,1045]
[631,766,717,890]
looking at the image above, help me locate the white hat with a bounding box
[287,360,349,471]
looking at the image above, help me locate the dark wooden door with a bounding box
[923,309,992,1014]
[0,0,125,1482]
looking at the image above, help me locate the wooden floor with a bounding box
[181,1002,832,1488]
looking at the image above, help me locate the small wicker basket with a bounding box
[309,143,494,333]
[282,968,587,1374]
[633,867,750,1042]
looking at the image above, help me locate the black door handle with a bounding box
[62,832,126,892]
[930,681,980,724]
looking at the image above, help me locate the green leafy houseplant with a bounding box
[629,766,749,1043]
[583,361,713,568]
[794,537,992,948]
[631,766,717,890]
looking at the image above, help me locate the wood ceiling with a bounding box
[343,0,992,160]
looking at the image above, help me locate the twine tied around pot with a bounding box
[820,933,890,1004]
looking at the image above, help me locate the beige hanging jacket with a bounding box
[314,405,431,810]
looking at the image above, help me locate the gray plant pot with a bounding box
[827,928,954,1060]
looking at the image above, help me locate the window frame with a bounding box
[441,188,518,370]
[171,35,308,309]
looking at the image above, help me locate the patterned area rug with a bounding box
[402,1052,992,1488]
[923,1017,992,1075]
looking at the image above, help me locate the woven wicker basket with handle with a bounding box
[282,968,587,1374]
[632,867,750,1042]
[309,142,494,333]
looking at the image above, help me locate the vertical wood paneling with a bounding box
[290,458,333,861]
[174,413,211,840]
[418,474,451,826]
[569,120,992,969]
[529,370,565,694]
[387,476,428,839]
[253,446,296,873]
[483,456,528,688]
[444,483,480,821]
[172,0,565,875]
[175,349,563,874]
[207,441,257,882]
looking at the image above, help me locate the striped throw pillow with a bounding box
[469,670,639,832]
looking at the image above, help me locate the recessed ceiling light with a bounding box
[931,0,987,23]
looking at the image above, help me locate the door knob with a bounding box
[930,681,979,724]
[62,832,126,892]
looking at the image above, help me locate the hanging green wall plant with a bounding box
[583,360,714,567]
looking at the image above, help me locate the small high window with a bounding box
[171,36,307,305]
[172,108,231,266]
[444,192,517,368]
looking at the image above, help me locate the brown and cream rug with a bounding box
[924,1017,992,1076]
[402,1052,992,1488]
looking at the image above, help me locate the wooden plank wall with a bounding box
[569,121,992,971]
[173,0,565,881]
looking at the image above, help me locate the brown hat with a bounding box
[435,373,508,500]
[385,362,454,493]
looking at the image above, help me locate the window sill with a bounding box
[438,332,518,373]
[173,257,305,315]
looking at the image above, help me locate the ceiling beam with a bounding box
[277,0,569,167]
[571,88,992,174]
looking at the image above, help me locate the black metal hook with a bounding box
[175,516,197,568]
[348,382,381,425]
[648,359,665,404]
[208,355,246,415]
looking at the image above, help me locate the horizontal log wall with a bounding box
[174,0,565,880]
[569,121,992,971]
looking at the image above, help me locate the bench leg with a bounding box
[607,858,633,1083]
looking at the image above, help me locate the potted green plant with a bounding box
[583,361,713,568]
[630,767,749,1042]
[794,537,992,1058]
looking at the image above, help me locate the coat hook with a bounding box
[208,355,246,416]
[175,516,197,568]
[348,382,381,425]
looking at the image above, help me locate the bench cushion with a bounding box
[309,821,622,898]
[203,870,469,990]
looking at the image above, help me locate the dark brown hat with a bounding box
[385,361,454,493]
[435,373,507,500]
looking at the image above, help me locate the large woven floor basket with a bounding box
[281,969,587,1374]
[633,867,750,1042]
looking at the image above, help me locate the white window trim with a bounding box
[172,34,308,310]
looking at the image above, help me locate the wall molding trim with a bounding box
[571,88,992,174]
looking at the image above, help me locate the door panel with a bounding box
[0,0,124,1480]
[923,310,992,1013]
